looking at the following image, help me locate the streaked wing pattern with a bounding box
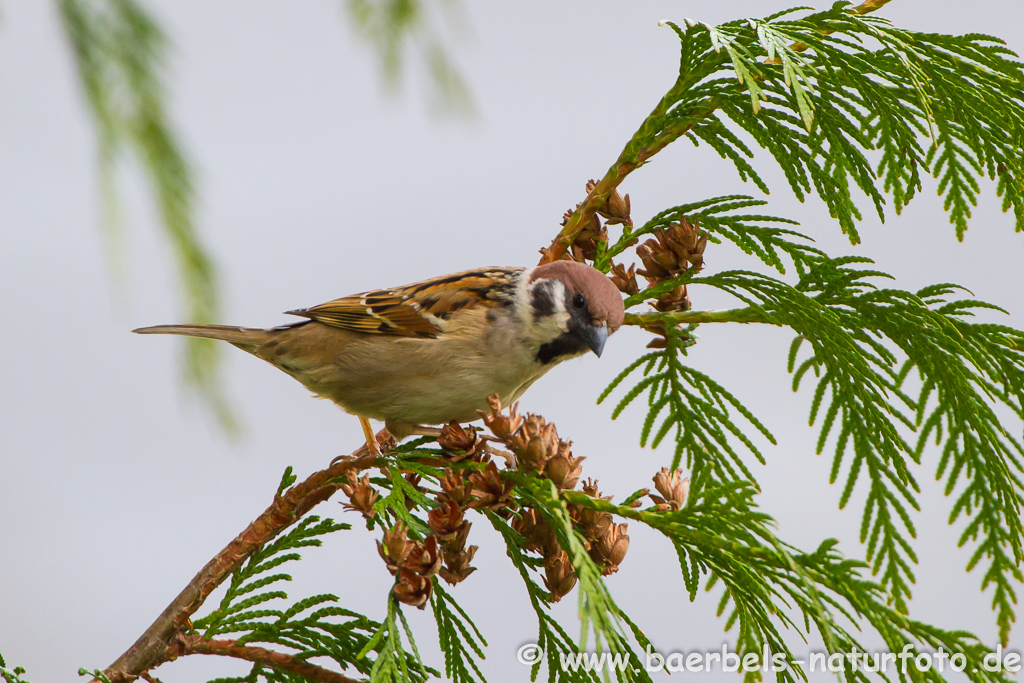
[285,268,521,337]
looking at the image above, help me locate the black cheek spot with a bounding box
[531,285,556,318]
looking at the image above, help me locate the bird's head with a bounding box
[525,261,626,364]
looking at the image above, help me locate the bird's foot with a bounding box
[408,426,444,438]
[384,421,445,440]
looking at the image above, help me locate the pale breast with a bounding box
[258,308,554,426]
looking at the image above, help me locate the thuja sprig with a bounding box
[336,400,652,682]
[431,584,487,683]
[582,140,1023,632]
[600,324,775,482]
[542,1,1024,265]
[0,653,31,683]
[611,244,1024,637]
[658,5,1024,241]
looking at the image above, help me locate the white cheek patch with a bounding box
[536,309,570,340]
[521,277,570,346]
[546,281,569,331]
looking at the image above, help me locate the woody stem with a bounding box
[177,634,364,683]
[95,431,391,682]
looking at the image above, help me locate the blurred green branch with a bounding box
[56,0,475,435]
[345,0,473,114]
[58,0,234,430]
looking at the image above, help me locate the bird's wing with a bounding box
[285,268,521,338]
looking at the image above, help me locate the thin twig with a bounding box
[852,0,892,15]
[624,307,771,328]
[176,633,364,683]
[538,116,706,265]
[96,430,393,683]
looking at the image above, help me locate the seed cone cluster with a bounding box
[481,397,630,601]
[610,215,709,349]
[376,522,442,608]
[650,467,690,511]
[546,180,709,350]
[338,419,514,607]
[340,399,639,607]
[635,216,707,314]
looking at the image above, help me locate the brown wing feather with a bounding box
[286,268,521,338]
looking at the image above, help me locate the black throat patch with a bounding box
[536,331,588,364]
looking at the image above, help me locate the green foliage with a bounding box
[503,476,654,683]
[612,206,1024,639]
[189,515,402,682]
[589,5,1024,650]
[597,195,821,276]
[720,258,1023,636]
[566,481,1016,683]
[369,444,653,682]
[638,3,1024,242]
[600,327,774,482]
[50,3,1024,683]
[57,0,233,429]
[0,653,31,683]
[431,584,487,683]
[488,511,600,683]
[361,597,438,683]
[488,506,651,683]
[345,0,473,113]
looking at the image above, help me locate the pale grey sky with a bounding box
[2,1,1023,681]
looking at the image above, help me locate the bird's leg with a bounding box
[359,416,381,457]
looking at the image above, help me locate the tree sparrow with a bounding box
[135,261,625,449]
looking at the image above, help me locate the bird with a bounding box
[134,260,625,454]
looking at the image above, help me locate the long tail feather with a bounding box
[133,324,269,352]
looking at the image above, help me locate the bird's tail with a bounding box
[133,324,271,353]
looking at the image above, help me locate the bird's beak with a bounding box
[581,323,609,357]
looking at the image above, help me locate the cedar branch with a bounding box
[538,0,894,266]
[96,431,392,683]
[176,634,364,683]
[773,0,894,58]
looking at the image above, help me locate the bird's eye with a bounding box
[572,292,586,309]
